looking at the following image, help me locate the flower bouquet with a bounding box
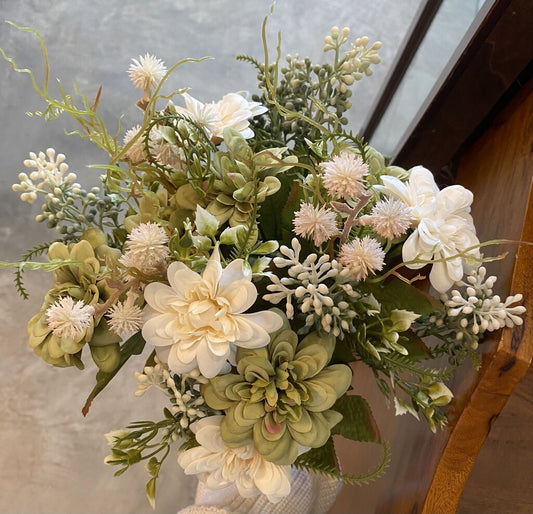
[1,15,525,511]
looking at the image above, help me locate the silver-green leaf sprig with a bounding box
[201,312,352,465]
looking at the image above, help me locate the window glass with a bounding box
[369,0,493,159]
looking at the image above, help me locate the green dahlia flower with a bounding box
[202,317,352,465]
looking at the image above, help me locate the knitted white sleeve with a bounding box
[177,468,342,514]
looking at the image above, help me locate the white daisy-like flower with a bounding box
[178,415,292,503]
[142,246,283,378]
[338,236,385,280]
[46,296,95,340]
[128,53,167,93]
[360,197,413,239]
[293,203,339,246]
[321,151,369,199]
[123,125,149,163]
[119,222,170,276]
[106,292,143,339]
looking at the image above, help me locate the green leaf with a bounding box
[146,477,157,510]
[195,205,219,237]
[220,225,247,245]
[82,331,146,416]
[251,240,279,255]
[258,170,300,241]
[294,437,392,486]
[114,466,129,477]
[362,278,441,317]
[400,330,433,360]
[294,437,339,473]
[331,394,381,443]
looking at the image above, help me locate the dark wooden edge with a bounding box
[393,0,533,173]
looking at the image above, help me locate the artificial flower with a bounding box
[46,296,95,340]
[119,222,170,276]
[378,166,439,219]
[379,167,480,292]
[178,91,267,141]
[178,92,219,135]
[338,236,385,280]
[106,292,143,339]
[27,237,121,370]
[293,202,339,246]
[321,151,368,200]
[178,415,292,503]
[142,246,283,378]
[12,148,77,205]
[128,53,167,96]
[212,92,267,140]
[359,197,413,239]
[202,317,352,465]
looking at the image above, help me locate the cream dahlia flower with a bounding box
[178,415,292,503]
[142,247,283,378]
[178,93,219,135]
[379,166,480,293]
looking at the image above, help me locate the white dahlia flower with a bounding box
[142,247,283,378]
[178,415,292,503]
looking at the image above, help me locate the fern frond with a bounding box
[236,54,263,71]
[12,241,57,299]
[13,266,29,300]
[294,439,391,486]
[382,352,454,381]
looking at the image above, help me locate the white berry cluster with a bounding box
[442,266,525,335]
[264,238,359,337]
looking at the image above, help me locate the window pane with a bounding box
[370,0,493,159]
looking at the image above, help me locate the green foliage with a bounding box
[12,241,57,299]
[294,437,391,486]
[82,331,146,416]
[331,394,381,443]
[258,169,301,242]
[105,416,179,509]
[362,277,442,317]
